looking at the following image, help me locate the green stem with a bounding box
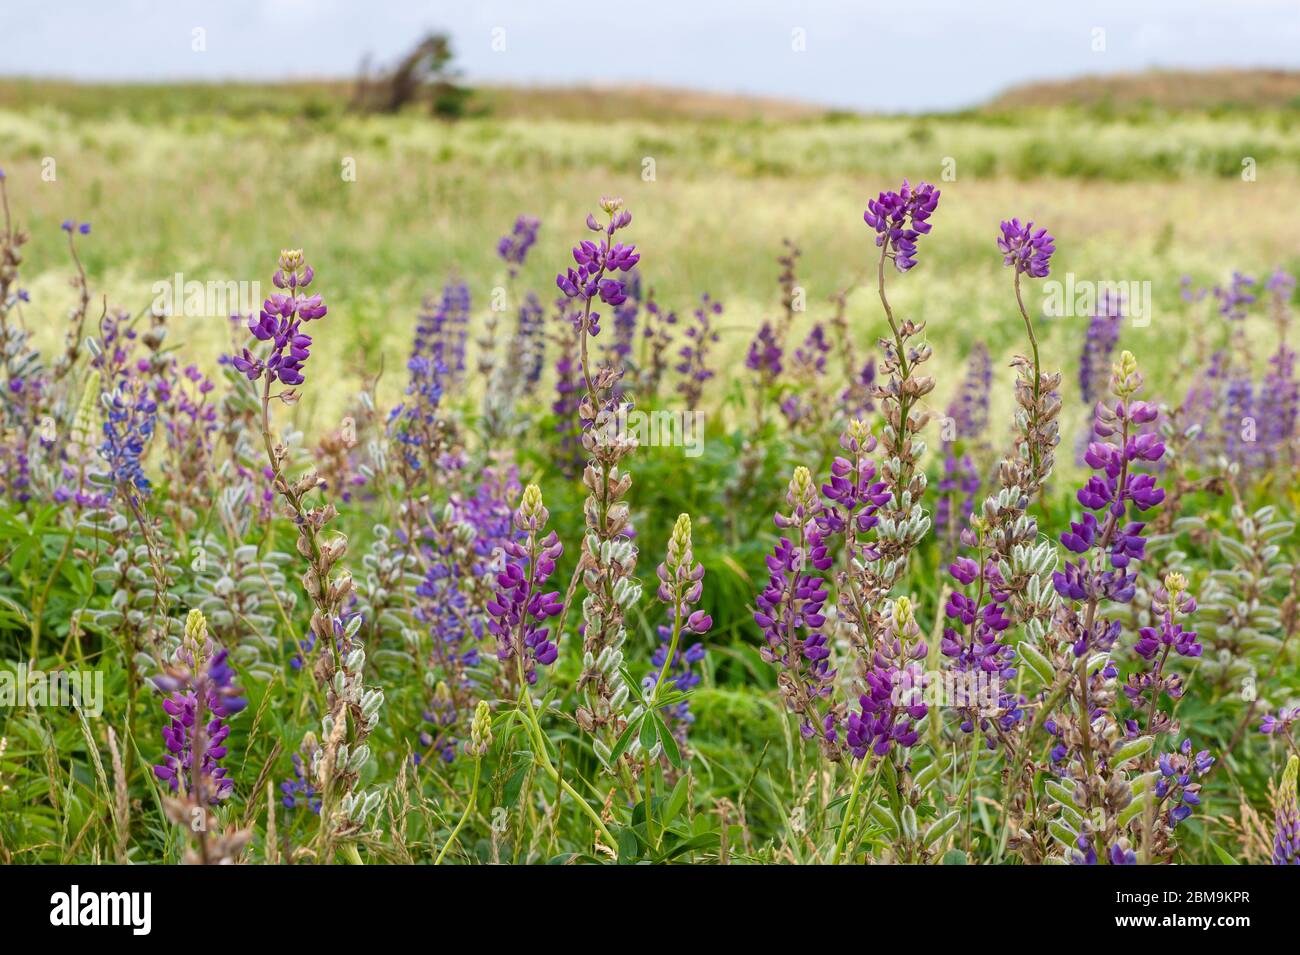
[516,659,617,853]
[434,757,481,865]
[831,756,873,864]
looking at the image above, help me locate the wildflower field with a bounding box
[1,81,1298,866]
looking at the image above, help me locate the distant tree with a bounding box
[351,32,471,119]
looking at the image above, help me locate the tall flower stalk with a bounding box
[231,250,384,860]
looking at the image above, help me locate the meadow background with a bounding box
[2,74,1299,435]
[1,69,1299,863]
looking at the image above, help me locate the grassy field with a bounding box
[2,77,1299,866]
[2,77,1299,435]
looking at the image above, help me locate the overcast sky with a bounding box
[2,0,1298,112]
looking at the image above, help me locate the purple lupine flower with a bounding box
[513,291,547,389]
[1180,349,1228,461]
[1222,373,1256,467]
[846,597,929,759]
[754,466,840,754]
[487,484,563,686]
[745,321,783,383]
[413,464,519,757]
[1259,342,1297,466]
[498,215,540,275]
[816,419,890,548]
[153,611,247,804]
[997,219,1055,278]
[280,747,321,814]
[230,250,327,387]
[935,343,992,545]
[1263,266,1298,463]
[555,197,638,334]
[1123,573,1200,730]
[100,375,158,495]
[793,324,831,377]
[1080,290,1124,406]
[939,555,1023,747]
[387,286,454,476]
[1260,707,1299,739]
[1154,740,1214,827]
[1274,756,1299,864]
[863,179,940,272]
[608,270,640,365]
[674,293,721,410]
[1133,576,1201,661]
[1214,271,1256,322]
[1053,352,1165,656]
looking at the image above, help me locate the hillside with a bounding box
[987,68,1300,112]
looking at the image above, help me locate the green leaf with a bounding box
[639,714,658,752]
[662,775,690,827]
[923,810,960,847]
[607,715,642,766]
[1209,841,1240,865]
[1112,735,1153,766]
[1018,641,1054,682]
[616,826,640,863]
[652,711,681,769]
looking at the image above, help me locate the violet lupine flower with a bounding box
[1260,707,1299,740]
[846,597,929,759]
[933,454,977,546]
[280,748,322,814]
[840,358,877,421]
[675,294,721,409]
[1274,755,1299,865]
[231,250,327,387]
[608,270,640,364]
[939,555,1023,747]
[555,197,638,335]
[793,324,831,376]
[1155,740,1214,827]
[997,219,1056,278]
[514,291,547,388]
[745,321,783,384]
[498,214,540,276]
[1259,342,1297,465]
[442,281,471,382]
[935,343,992,543]
[1123,573,1199,732]
[1053,352,1165,655]
[153,610,247,804]
[100,376,158,495]
[950,342,992,440]
[1215,271,1256,322]
[388,289,451,474]
[1222,373,1256,467]
[487,484,563,686]
[863,179,940,272]
[1079,290,1124,406]
[1133,574,1202,661]
[816,419,890,548]
[754,467,839,752]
